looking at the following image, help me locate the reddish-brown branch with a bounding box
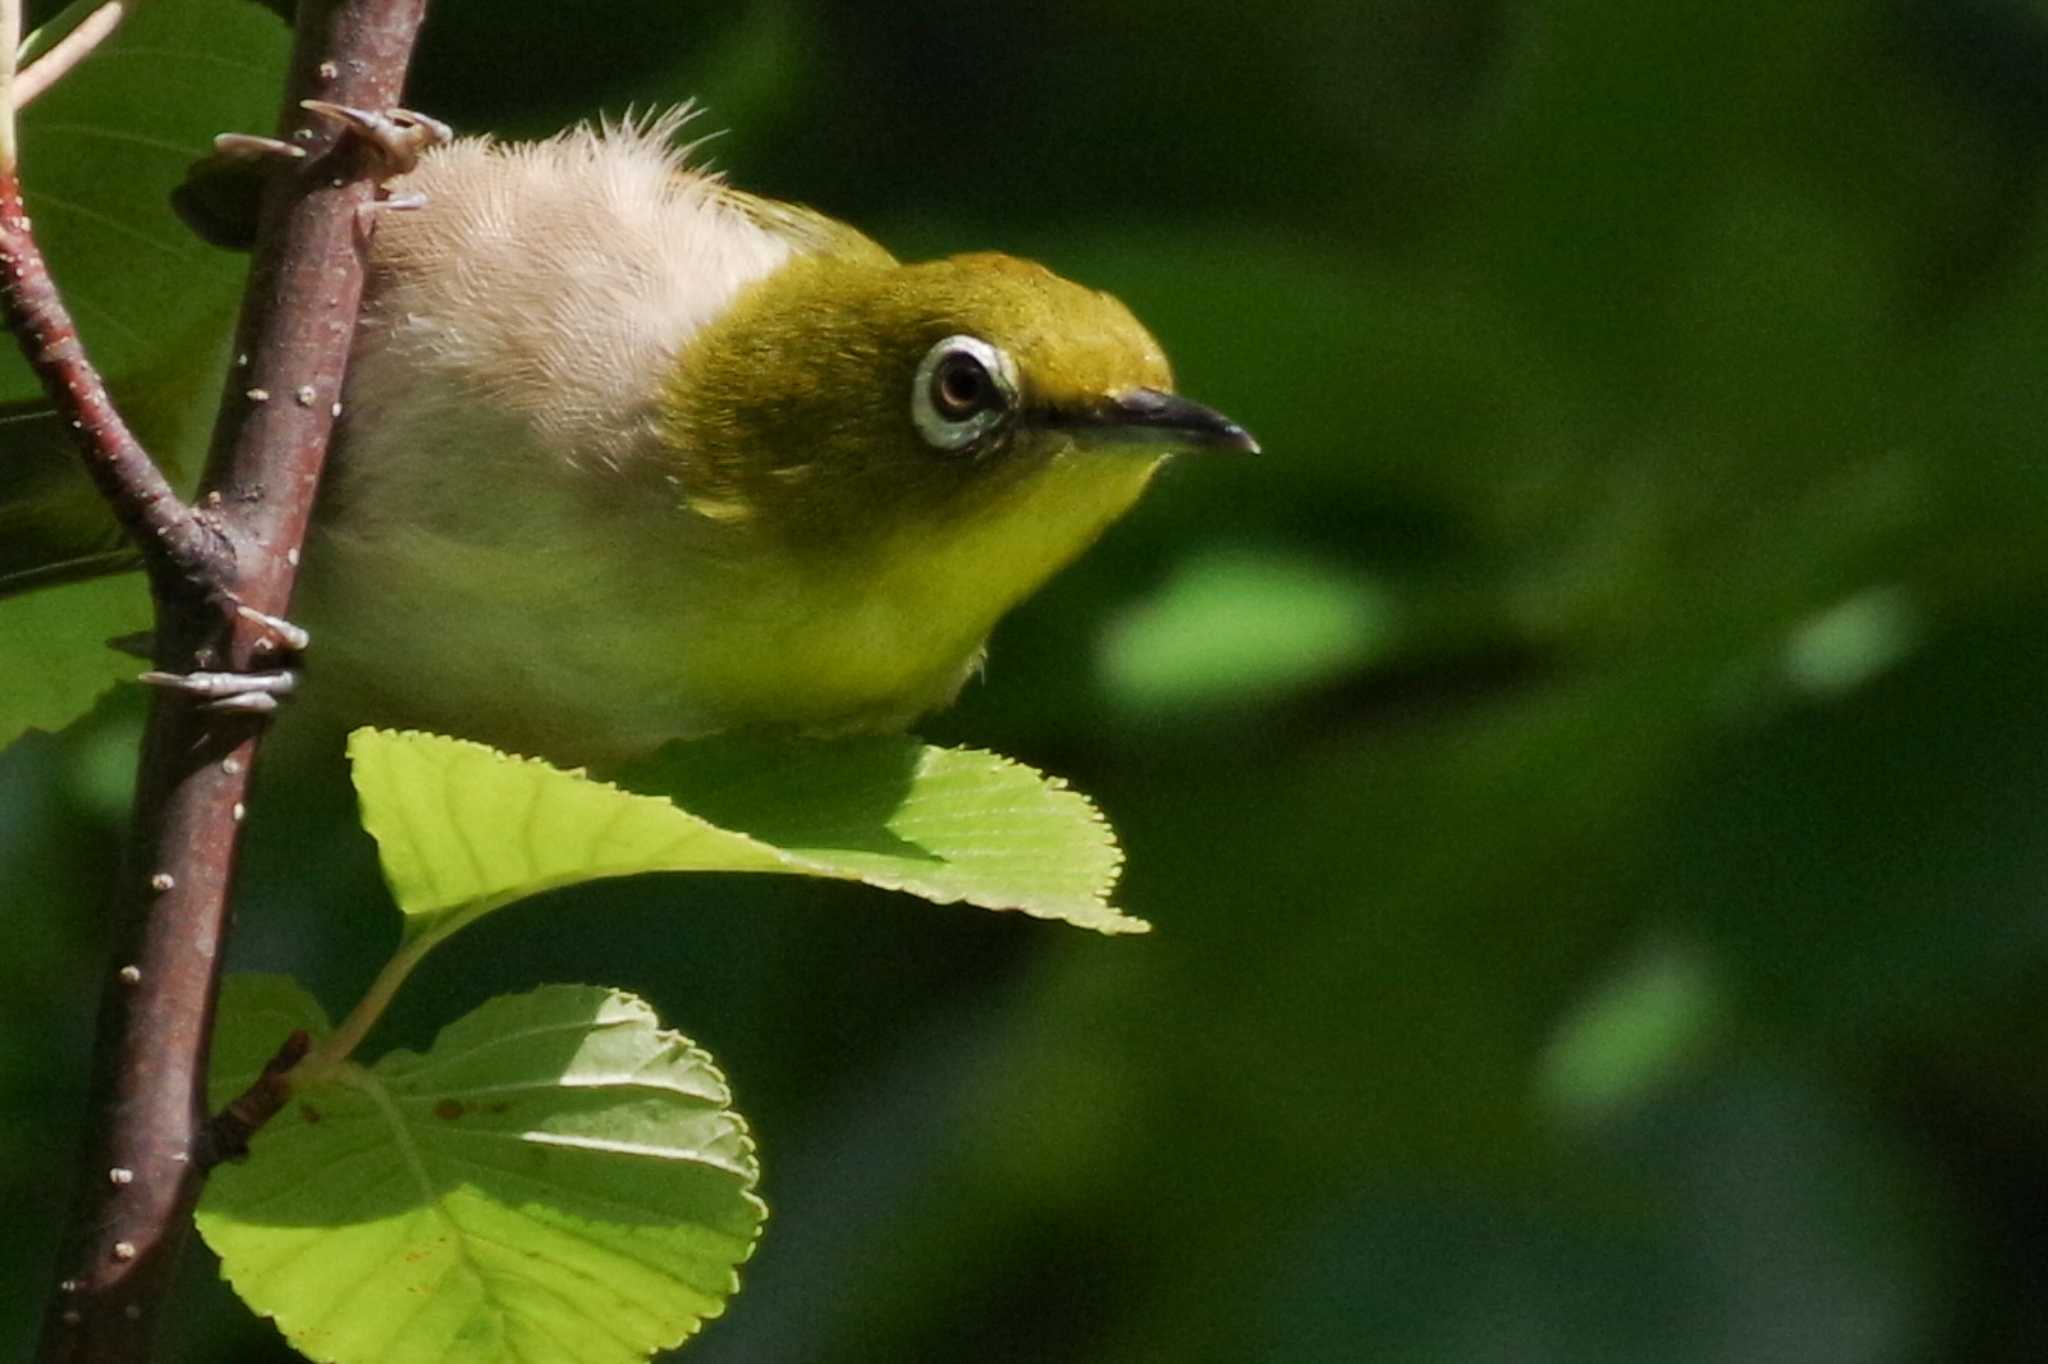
[31,2,429,1361]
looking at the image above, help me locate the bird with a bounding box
[106,110,1260,766]
[276,108,1258,765]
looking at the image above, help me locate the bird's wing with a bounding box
[722,189,898,268]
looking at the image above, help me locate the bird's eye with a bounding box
[912,335,1018,451]
[933,353,993,418]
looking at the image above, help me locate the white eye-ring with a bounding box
[912,334,1019,451]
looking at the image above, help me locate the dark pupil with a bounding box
[935,355,991,418]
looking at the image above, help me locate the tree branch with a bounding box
[30,2,429,1360]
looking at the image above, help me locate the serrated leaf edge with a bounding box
[203,984,766,1364]
[350,727,1147,934]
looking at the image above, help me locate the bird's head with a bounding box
[659,249,1255,588]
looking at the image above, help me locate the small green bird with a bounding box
[285,111,1255,764]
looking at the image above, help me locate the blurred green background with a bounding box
[13,0,2048,1359]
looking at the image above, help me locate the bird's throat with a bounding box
[677,447,1165,732]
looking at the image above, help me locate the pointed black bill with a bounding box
[1044,388,1260,453]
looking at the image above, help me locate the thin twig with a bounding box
[0,0,19,171]
[199,1029,311,1168]
[297,925,443,1081]
[16,0,135,110]
[31,3,429,1360]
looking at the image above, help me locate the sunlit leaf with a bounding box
[199,975,764,1364]
[349,729,1140,942]
[621,733,1132,929]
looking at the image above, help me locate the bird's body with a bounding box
[293,114,1250,764]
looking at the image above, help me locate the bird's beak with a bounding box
[1045,388,1260,454]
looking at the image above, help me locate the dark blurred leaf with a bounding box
[1672,601,2048,1036]
[1,0,285,592]
[0,575,146,748]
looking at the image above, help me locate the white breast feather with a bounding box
[344,108,795,482]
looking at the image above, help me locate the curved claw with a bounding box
[138,667,298,714]
[299,100,451,178]
[236,605,311,654]
[211,133,308,164]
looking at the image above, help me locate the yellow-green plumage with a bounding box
[291,112,1247,764]
[666,251,1172,537]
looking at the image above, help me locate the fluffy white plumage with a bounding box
[296,112,832,759]
[342,109,797,481]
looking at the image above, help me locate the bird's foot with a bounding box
[210,132,310,164]
[138,667,297,715]
[299,101,451,179]
[173,104,449,248]
[136,605,310,715]
[236,604,311,656]
[366,189,430,216]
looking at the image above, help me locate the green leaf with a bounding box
[199,975,764,1364]
[349,729,1140,941]
[0,572,147,748]
[2,0,287,589]
[349,729,795,940]
[17,0,284,392]
[622,733,1133,927]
